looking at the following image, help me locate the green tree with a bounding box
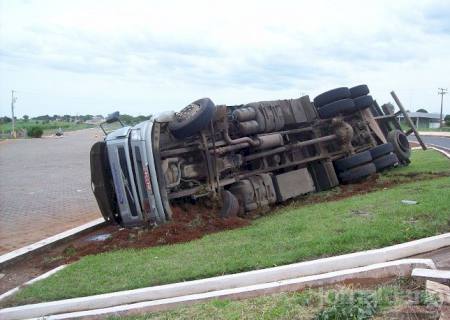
[119,114,135,125]
[23,115,29,122]
[445,115,450,126]
[416,108,428,113]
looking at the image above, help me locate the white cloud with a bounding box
[0,0,449,117]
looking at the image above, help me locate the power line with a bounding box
[438,88,448,128]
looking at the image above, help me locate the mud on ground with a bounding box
[1,170,449,294]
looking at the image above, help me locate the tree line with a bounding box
[0,114,152,125]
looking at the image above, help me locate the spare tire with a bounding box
[334,151,372,173]
[373,153,399,172]
[350,84,369,98]
[387,130,411,162]
[369,143,394,159]
[169,98,216,139]
[354,95,374,110]
[314,87,351,108]
[317,99,356,119]
[339,163,376,183]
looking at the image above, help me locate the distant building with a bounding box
[398,111,444,129]
[86,115,104,125]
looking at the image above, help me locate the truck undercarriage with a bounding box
[90,85,426,228]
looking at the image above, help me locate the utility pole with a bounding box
[438,88,448,128]
[11,90,18,138]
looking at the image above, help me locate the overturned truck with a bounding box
[90,85,426,227]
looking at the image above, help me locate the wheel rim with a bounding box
[397,132,410,152]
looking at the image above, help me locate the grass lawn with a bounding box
[0,120,93,136]
[5,150,450,306]
[113,279,439,320]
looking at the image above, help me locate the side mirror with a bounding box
[100,111,124,135]
[106,111,120,123]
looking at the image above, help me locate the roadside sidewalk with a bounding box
[0,128,102,254]
[418,131,450,138]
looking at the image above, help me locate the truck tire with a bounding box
[169,98,216,139]
[317,99,356,119]
[373,153,399,172]
[369,143,394,159]
[339,163,376,183]
[387,129,411,162]
[353,95,373,110]
[333,150,372,173]
[350,84,369,98]
[313,87,351,108]
[219,190,239,218]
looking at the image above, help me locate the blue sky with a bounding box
[0,0,449,117]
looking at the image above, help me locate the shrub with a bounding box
[445,115,450,127]
[315,291,380,320]
[28,126,44,138]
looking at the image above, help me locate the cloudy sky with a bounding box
[0,0,449,117]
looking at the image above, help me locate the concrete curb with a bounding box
[0,265,67,302]
[418,132,450,138]
[1,233,448,320]
[16,259,437,320]
[0,218,105,268]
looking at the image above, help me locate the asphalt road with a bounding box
[0,129,102,254]
[408,135,450,151]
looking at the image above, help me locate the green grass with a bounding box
[6,150,450,306]
[0,120,93,135]
[112,280,436,320]
[384,149,450,175]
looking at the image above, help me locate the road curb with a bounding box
[418,132,450,138]
[2,259,436,320]
[0,265,67,302]
[0,218,105,268]
[0,233,448,320]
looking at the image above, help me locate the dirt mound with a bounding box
[63,205,249,263]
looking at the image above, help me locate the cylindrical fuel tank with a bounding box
[238,120,260,136]
[232,107,257,122]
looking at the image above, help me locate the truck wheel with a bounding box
[369,143,394,159]
[317,99,356,119]
[169,98,216,139]
[219,190,239,218]
[373,153,399,172]
[339,163,376,183]
[333,150,372,173]
[313,87,351,108]
[387,130,411,162]
[350,84,369,98]
[353,95,373,110]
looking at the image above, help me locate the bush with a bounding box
[445,115,450,127]
[28,126,44,138]
[315,291,380,320]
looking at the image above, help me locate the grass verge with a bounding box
[5,150,450,306]
[0,120,93,136]
[113,279,441,320]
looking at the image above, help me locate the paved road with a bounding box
[0,129,102,254]
[409,135,450,151]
